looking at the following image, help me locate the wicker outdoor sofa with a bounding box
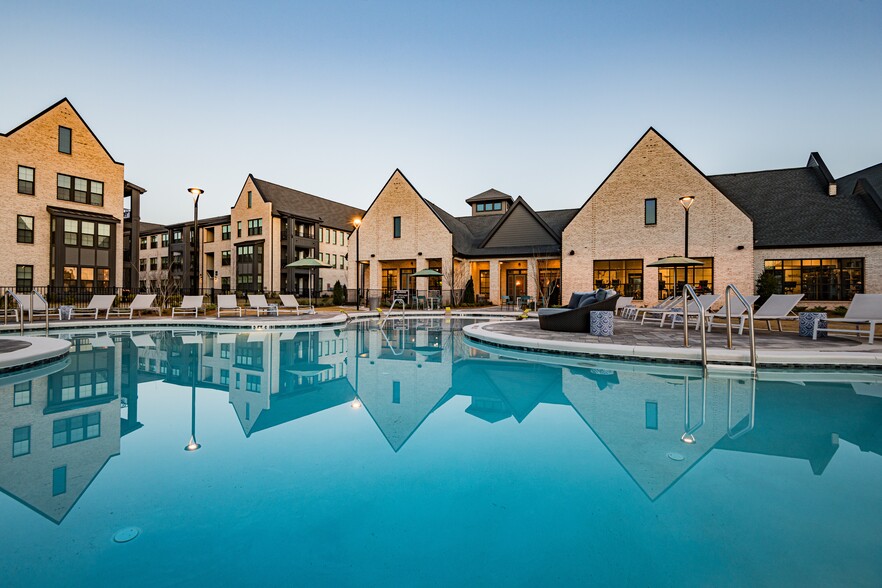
[538,291,620,333]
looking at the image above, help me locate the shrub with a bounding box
[755,269,779,305]
[332,280,344,305]
[463,278,475,305]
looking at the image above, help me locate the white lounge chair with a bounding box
[659,294,722,329]
[247,294,276,316]
[279,294,314,315]
[814,294,882,344]
[217,294,242,317]
[739,294,804,334]
[706,295,760,332]
[614,296,634,316]
[70,294,117,320]
[172,295,204,317]
[9,291,60,321]
[109,294,160,319]
[634,296,681,322]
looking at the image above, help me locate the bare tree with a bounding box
[143,269,179,310]
[530,249,560,309]
[442,259,472,307]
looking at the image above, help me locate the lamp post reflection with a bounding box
[183,336,202,452]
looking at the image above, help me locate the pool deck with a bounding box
[0,336,70,373]
[464,318,882,369]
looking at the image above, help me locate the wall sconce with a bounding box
[418,252,422,256]
[569,250,575,256]
[736,245,745,250]
[370,254,376,258]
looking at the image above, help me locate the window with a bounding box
[220,343,231,359]
[332,254,337,268]
[332,230,337,245]
[392,381,401,404]
[222,224,231,240]
[17,215,34,243]
[57,174,71,200]
[594,259,644,299]
[18,165,35,195]
[393,216,401,238]
[763,258,864,301]
[74,177,88,203]
[657,257,714,299]
[52,466,67,496]
[14,382,31,406]
[140,259,146,271]
[13,426,30,457]
[150,257,158,271]
[150,235,158,248]
[221,276,230,290]
[63,266,78,288]
[237,221,242,237]
[81,221,95,247]
[220,369,230,385]
[494,202,502,211]
[172,229,183,243]
[162,233,169,247]
[140,236,147,250]
[248,218,262,236]
[479,270,490,298]
[246,374,261,392]
[645,402,658,430]
[89,181,103,206]
[247,190,252,208]
[58,126,72,154]
[222,250,231,266]
[52,413,101,447]
[16,265,33,292]
[645,198,657,225]
[97,223,110,248]
[161,256,169,270]
[476,203,485,212]
[62,219,78,244]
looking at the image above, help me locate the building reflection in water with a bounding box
[1,320,882,523]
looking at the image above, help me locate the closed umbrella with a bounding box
[284,257,333,306]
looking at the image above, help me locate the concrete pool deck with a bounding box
[463,318,882,369]
[0,336,71,373]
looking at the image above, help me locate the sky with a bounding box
[2,0,880,223]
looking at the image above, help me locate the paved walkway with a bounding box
[480,317,864,351]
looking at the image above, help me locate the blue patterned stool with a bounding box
[799,312,827,338]
[590,310,614,336]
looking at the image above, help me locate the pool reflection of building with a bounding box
[0,334,142,524]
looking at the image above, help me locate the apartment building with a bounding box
[0,98,137,292]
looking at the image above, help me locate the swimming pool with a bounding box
[1,318,881,586]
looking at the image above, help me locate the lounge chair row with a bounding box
[6,292,314,321]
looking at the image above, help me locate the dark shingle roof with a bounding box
[251,176,365,231]
[708,166,882,248]
[465,188,515,204]
[139,221,167,234]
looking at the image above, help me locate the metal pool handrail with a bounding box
[725,284,756,368]
[681,284,707,366]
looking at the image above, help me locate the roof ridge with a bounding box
[251,176,363,211]
[707,165,811,178]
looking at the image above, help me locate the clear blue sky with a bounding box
[2,1,880,223]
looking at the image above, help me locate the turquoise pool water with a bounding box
[1,318,881,586]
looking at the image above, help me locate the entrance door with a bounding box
[506,269,527,300]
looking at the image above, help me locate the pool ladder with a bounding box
[378,297,406,328]
[682,283,756,372]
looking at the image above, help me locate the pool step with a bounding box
[706,363,757,376]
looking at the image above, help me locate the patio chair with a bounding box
[740,294,804,334]
[70,294,117,320]
[171,295,205,317]
[279,294,315,315]
[633,296,681,322]
[813,294,882,344]
[614,296,634,316]
[8,291,61,322]
[657,294,722,328]
[108,294,160,319]
[539,291,620,333]
[217,294,242,318]
[248,294,277,316]
[706,295,760,331]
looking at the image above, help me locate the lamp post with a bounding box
[188,187,204,296]
[679,195,694,290]
[353,217,361,310]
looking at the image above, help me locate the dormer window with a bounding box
[476,201,503,213]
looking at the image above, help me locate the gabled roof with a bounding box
[1,97,123,165]
[465,188,515,204]
[708,162,882,248]
[249,175,365,231]
[479,196,561,248]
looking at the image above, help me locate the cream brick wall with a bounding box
[200,221,233,289]
[348,170,453,291]
[231,177,276,291]
[0,100,125,287]
[562,129,754,305]
[319,227,351,292]
[754,245,882,302]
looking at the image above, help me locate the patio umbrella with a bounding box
[646,256,705,296]
[409,268,443,307]
[284,257,333,306]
